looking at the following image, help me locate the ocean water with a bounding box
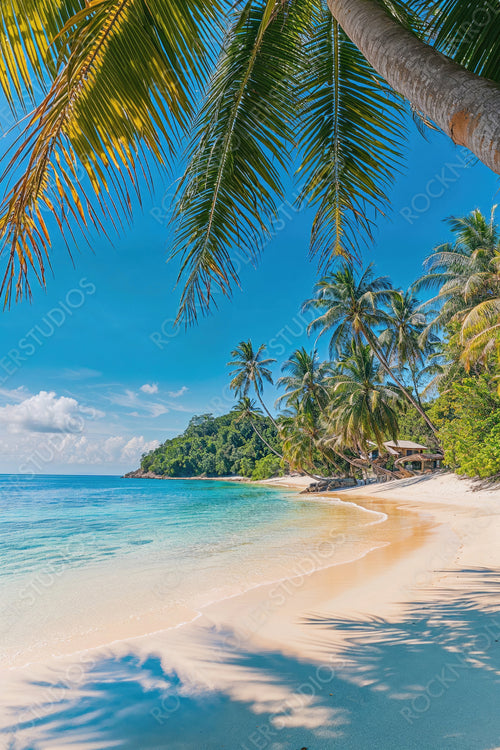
[0,474,385,667]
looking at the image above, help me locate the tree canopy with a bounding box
[140,411,282,479]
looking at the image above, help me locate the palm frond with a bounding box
[170,0,311,324]
[0,0,220,304]
[295,9,406,268]
[0,0,85,109]
[413,0,500,83]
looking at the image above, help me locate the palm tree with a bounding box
[415,209,500,369]
[232,397,283,459]
[279,401,345,480]
[382,289,439,412]
[1,1,499,313]
[228,340,277,427]
[304,263,392,351]
[276,348,332,415]
[304,263,438,435]
[460,258,500,368]
[326,342,402,456]
[276,350,364,475]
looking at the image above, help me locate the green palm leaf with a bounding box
[328,341,402,452]
[170,0,311,324]
[295,9,406,267]
[414,0,500,83]
[0,0,220,303]
[0,0,85,108]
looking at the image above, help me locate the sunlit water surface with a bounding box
[0,474,385,666]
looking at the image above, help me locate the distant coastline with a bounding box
[123,468,251,482]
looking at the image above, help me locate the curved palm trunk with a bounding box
[323,438,364,473]
[249,418,284,459]
[409,366,425,413]
[328,0,500,174]
[408,364,440,449]
[317,402,363,473]
[255,390,279,429]
[360,324,439,437]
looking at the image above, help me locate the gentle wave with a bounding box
[0,475,388,667]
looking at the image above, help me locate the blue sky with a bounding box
[0,115,497,474]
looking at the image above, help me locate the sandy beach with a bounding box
[2,472,500,749]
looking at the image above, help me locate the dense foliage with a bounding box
[140,412,282,479]
[431,373,500,479]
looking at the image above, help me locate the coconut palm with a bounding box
[279,401,345,479]
[279,406,322,477]
[305,263,438,435]
[304,264,392,352]
[460,261,500,368]
[326,342,402,456]
[228,340,277,426]
[382,289,439,411]
[1,1,500,314]
[276,348,332,415]
[232,397,283,458]
[277,353,363,475]
[415,209,500,368]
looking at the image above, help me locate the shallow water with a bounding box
[0,475,386,667]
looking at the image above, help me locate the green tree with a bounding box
[431,375,500,478]
[251,454,285,480]
[326,342,402,456]
[382,288,440,416]
[228,340,277,426]
[141,411,281,478]
[416,208,500,369]
[305,263,437,434]
[279,404,335,479]
[276,348,331,415]
[232,397,283,459]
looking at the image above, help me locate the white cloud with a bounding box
[109,388,168,417]
[109,389,138,408]
[0,432,159,473]
[120,436,158,461]
[129,403,168,418]
[140,383,158,394]
[0,388,160,473]
[148,403,168,418]
[0,391,103,434]
[167,386,188,398]
[0,386,31,403]
[61,368,102,380]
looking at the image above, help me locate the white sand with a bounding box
[2,473,500,749]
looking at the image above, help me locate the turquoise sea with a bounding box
[0,474,384,667]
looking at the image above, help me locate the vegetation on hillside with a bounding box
[140,412,282,479]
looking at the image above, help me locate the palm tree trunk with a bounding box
[250,418,284,459]
[360,324,439,436]
[314,402,360,475]
[407,367,441,451]
[255,390,279,429]
[328,0,500,174]
[316,402,364,474]
[410,366,425,413]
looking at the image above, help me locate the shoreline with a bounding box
[1,486,387,672]
[2,473,500,748]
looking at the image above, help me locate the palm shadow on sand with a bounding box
[4,567,500,750]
